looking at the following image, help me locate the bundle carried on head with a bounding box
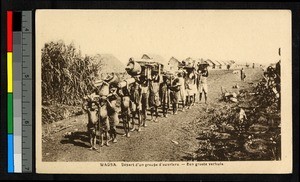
[125,58,142,76]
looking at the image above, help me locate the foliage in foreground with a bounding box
[191,78,281,161]
[42,40,101,106]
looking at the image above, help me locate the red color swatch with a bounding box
[7,11,13,52]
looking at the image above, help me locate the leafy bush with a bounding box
[41,40,102,105]
[193,78,281,161]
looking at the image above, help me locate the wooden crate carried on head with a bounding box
[126,58,164,82]
[137,60,163,76]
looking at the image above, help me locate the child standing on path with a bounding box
[82,95,99,150]
[129,80,142,132]
[106,88,120,143]
[118,86,131,137]
[149,73,161,122]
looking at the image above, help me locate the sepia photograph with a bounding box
[35,10,292,173]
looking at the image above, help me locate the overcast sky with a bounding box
[36,10,291,65]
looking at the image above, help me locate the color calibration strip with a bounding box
[13,11,23,173]
[7,10,14,173]
[7,11,33,173]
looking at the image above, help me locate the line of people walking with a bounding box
[82,66,209,149]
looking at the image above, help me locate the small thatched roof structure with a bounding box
[206,59,215,66]
[93,54,125,73]
[211,60,221,66]
[229,60,235,64]
[141,54,166,65]
[182,57,196,67]
[168,57,180,65]
[196,58,210,66]
[168,57,183,71]
[215,60,223,66]
[219,60,227,65]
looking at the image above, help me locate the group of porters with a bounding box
[82,59,209,150]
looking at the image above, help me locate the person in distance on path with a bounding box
[240,68,246,81]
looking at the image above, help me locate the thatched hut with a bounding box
[206,59,216,69]
[168,57,182,72]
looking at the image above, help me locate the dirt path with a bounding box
[42,68,263,162]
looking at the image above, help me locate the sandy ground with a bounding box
[42,68,263,162]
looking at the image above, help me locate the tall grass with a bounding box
[41,40,102,106]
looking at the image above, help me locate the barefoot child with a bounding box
[82,95,99,150]
[106,88,120,143]
[129,80,142,131]
[118,86,131,137]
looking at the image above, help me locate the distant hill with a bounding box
[93,54,126,73]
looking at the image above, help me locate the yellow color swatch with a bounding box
[7,52,13,93]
